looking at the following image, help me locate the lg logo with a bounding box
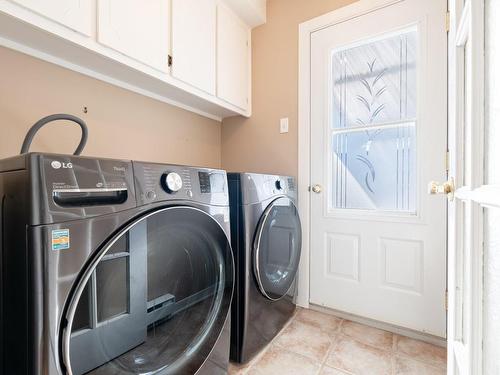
[51,161,73,169]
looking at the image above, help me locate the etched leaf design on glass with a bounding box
[353,58,388,192]
[331,29,417,212]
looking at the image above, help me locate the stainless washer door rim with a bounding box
[253,196,301,302]
[61,205,234,375]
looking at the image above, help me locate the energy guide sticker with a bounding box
[52,229,70,251]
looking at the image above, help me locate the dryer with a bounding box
[0,153,234,374]
[228,173,301,364]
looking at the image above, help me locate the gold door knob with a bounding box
[311,184,322,194]
[428,178,455,201]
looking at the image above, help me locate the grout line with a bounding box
[317,319,357,375]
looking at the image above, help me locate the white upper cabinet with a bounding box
[97,0,170,72]
[217,3,250,111]
[0,0,259,119]
[171,0,216,95]
[8,0,92,36]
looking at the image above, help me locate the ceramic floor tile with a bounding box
[230,308,446,375]
[249,344,321,375]
[326,335,392,375]
[394,335,447,368]
[274,320,333,362]
[340,320,394,351]
[228,362,252,375]
[294,308,343,335]
[393,355,446,375]
[319,364,353,375]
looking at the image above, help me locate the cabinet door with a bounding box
[217,3,250,110]
[97,0,170,72]
[9,0,92,36]
[171,0,216,95]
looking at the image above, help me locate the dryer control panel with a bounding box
[133,162,229,207]
[227,173,297,205]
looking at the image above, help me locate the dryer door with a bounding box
[62,206,233,375]
[253,197,302,301]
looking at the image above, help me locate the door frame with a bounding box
[297,0,412,309]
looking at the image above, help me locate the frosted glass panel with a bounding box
[332,125,416,211]
[331,29,418,213]
[332,30,417,129]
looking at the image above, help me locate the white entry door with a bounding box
[446,0,500,373]
[309,0,448,337]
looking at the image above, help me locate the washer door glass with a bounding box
[63,207,233,375]
[253,197,302,300]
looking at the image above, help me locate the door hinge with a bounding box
[168,55,173,67]
[445,150,450,173]
[445,290,448,310]
[445,11,450,32]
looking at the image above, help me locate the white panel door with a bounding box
[217,2,249,110]
[171,0,216,95]
[97,0,170,72]
[9,0,92,35]
[446,0,500,373]
[309,0,448,337]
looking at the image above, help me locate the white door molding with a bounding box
[297,0,411,308]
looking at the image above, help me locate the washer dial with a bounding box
[163,172,183,193]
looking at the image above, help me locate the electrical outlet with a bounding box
[280,118,289,134]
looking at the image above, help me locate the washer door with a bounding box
[62,206,233,375]
[253,197,302,301]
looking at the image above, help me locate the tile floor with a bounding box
[228,308,446,375]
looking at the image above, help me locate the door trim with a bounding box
[297,0,408,308]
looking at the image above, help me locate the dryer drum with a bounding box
[61,206,233,375]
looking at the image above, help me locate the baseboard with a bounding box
[309,304,447,348]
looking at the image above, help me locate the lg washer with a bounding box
[0,153,234,374]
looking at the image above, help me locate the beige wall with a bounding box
[221,0,356,177]
[0,47,221,167]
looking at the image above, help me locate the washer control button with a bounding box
[146,190,157,200]
[163,172,183,193]
[275,180,282,190]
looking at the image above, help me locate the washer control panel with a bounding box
[133,161,228,206]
